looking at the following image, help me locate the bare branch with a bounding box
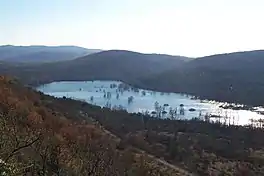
[4,137,40,163]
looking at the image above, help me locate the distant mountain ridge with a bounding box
[2,49,190,85]
[0,45,102,63]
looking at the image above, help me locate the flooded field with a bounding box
[37,80,264,126]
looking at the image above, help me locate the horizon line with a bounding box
[1,44,264,58]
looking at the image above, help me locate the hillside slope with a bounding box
[142,50,264,106]
[1,76,264,175]
[0,76,184,175]
[0,50,190,86]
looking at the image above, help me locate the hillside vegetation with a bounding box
[2,76,264,175]
[142,50,264,106]
[76,102,264,175]
[0,76,182,175]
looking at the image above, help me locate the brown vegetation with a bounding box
[0,76,178,175]
[3,75,264,175]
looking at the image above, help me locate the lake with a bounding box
[37,80,264,126]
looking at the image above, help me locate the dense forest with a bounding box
[1,76,264,175]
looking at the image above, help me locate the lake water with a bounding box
[37,80,264,126]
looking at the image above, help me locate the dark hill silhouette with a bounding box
[141,50,264,105]
[60,50,189,80]
[188,50,264,70]
[0,50,190,85]
[0,45,102,62]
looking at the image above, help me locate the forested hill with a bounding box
[141,50,264,106]
[2,76,264,175]
[0,50,190,86]
[0,76,184,175]
[188,50,264,70]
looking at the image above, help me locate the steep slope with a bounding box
[142,50,264,105]
[0,45,102,63]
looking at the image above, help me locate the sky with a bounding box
[1,0,264,57]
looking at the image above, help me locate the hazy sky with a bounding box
[1,0,264,57]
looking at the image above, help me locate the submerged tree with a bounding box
[179,104,185,116]
[90,96,94,103]
[154,101,159,112]
[128,96,134,104]
[174,107,178,119]
[153,102,163,118]
[106,92,112,99]
[169,107,174,120]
